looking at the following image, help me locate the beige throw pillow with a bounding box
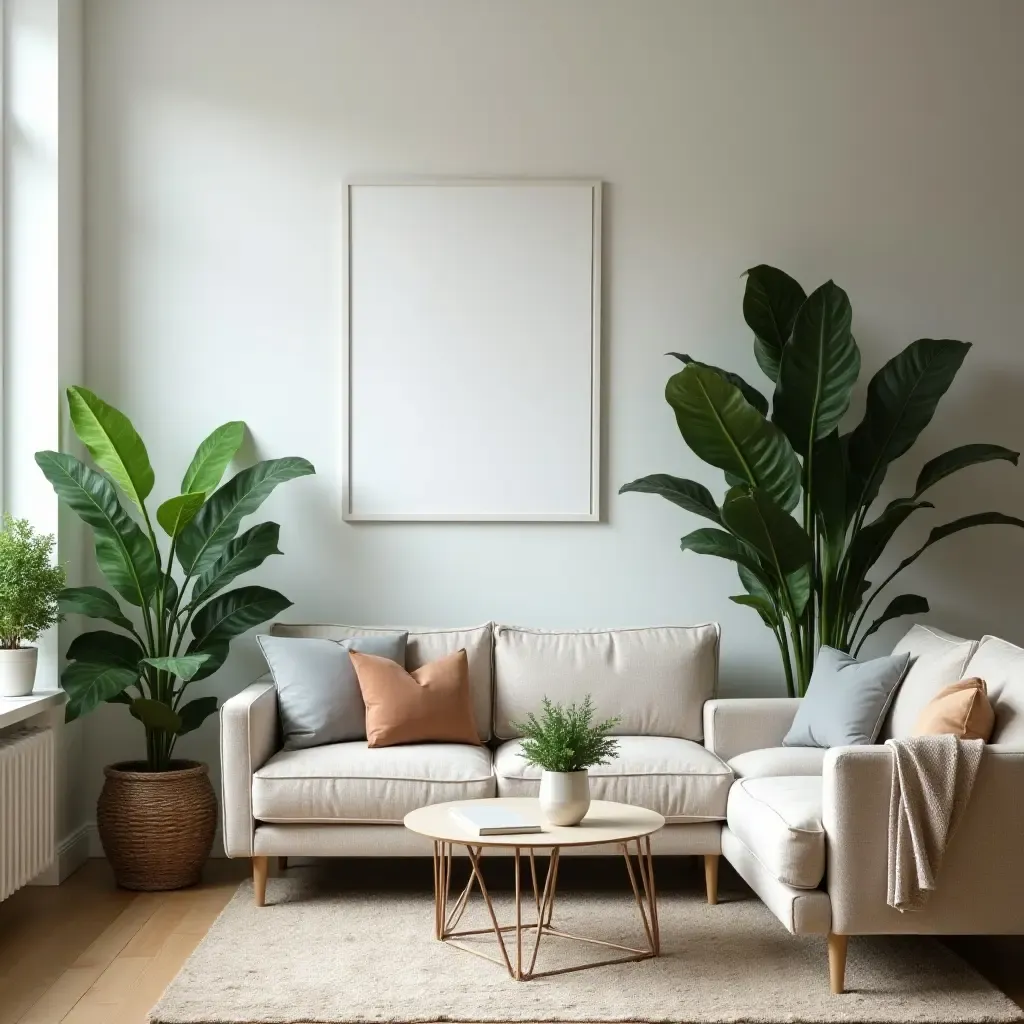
[349,648,481,748]
[912,677,995,741]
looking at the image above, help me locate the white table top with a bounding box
[0,690,64,731]
[404,797,665,849]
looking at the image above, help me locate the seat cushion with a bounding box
[493,623,720,741]
[726,776,825,889]
[964,635,1024,744]
[728,746,827,779]
[252,742,495,824]
[493,736,732,822]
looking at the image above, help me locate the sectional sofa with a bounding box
[221,621,731,906]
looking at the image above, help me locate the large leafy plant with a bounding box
[622,266,1023,696]
[36,387,314,770]
[0,516,66,649]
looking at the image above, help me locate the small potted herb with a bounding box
[0,516,66,697]
[513,696,620,826]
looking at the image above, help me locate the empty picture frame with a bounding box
[343,179,602,521]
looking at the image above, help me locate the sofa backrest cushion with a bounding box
[270,622,494,741]
[963,635,1024,745]
[492,623,720,741]
[881,625,977,740]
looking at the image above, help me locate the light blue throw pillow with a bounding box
[256,633,408,749]
[783,645,911,748]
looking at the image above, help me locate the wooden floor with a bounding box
[0,858,1021,1024]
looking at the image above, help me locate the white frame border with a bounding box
[341,177,603,523]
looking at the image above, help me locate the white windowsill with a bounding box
[0,691,65,730]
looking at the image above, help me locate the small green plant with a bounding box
[513,696,620,773]
[0,516,66,649]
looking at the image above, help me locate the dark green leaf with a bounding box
[57,586,133,632]
[181,421,246,496]
[62,661,140,722]
[679,528,769,580]
[176,457,314,577]
[618,475,722,525]
[186,641,230,681]
[177,696,220,736]
[855,594,930,654]
[773,281,860,456]
[140,654,211,681]
[811,431,847,568]
[156,492,206,538]
[730,593,777,627]
[913,444,1020,499]
[846,339,971,514]
[129,698,182,733]
[785,564,813,620]
[66,386,154,511]
[190,586,292,649]
[888,512,1024,582]
[190,523,282,606]
[721,487,814,578]
[842,498,933,604]
[105,692,133,705]
[35,452,160,607]
[666,354,769,416]
[666,365,802,512]
[66,630,144,670]
[742,266,807,382]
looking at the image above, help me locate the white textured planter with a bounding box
[539,769,591,826]
[0,646,38,698]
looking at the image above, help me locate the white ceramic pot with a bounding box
[539,769,591,826]
[0,646,38,698]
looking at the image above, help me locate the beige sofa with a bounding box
[704,625,1024,994]
[221,621,731,905]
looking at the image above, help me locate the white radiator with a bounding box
[0,727,55,901]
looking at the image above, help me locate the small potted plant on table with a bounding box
[0,517,66,697]
[514,696,620,826]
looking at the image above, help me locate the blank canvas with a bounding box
[344,180,601,521]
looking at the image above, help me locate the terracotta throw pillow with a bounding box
[349,648,481,748]
[913,677,995,741]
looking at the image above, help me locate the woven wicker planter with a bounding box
[97,760,217,891]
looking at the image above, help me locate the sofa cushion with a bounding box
[252,741,494,824]
[492,623,720,741]
[493,736,732,822]
[728,746,827,779]
[964,635,1024,744]
[271,622,493,740]
[726,776,825,889]
[881,625,977,740]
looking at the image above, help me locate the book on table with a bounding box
[450,805,542,836]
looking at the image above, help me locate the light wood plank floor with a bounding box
[0,859,1020,1023]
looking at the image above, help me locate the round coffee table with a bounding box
[404,797,664,981]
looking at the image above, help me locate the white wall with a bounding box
[82,0,1024,842]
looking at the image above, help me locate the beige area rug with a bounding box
[150,876,1022,1023]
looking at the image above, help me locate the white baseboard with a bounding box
[85,822,226,859]
[30,821,92,885]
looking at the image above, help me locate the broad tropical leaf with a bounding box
[177,458,314,577]
[742,265,807,382]
[190,586,292,649]
[667,354,769,416]
[66,386,154,511]
[773,281,860,456]
[666,365,802,512]
[177,696,220,736]
[721,488,813,578]
[618,475,722,525]
[57,586,133,632]
[679,528,769,581]
[66,630,144,670]
[129,698,182,733]
[140,654,211,681]
[186,641,230,682]
[913,444,1019,499]
[854,594,930,654]
[156,492,207,538]
[190,523,283,606]
[846,339,971,513]
[63,661,140,722]
[181,421,246,496]
[35,452,160,607]
[729,594,777,627]
[811,431,847,567]
[842,498,933,603]
[785,564,813,620]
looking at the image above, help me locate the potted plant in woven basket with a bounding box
[36,387,314,890]
[0,516,66,697]
[513,696,620,826]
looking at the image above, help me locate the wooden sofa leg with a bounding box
[828,933,848,994]
[704,854,719,905]
[253,856,269,907]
